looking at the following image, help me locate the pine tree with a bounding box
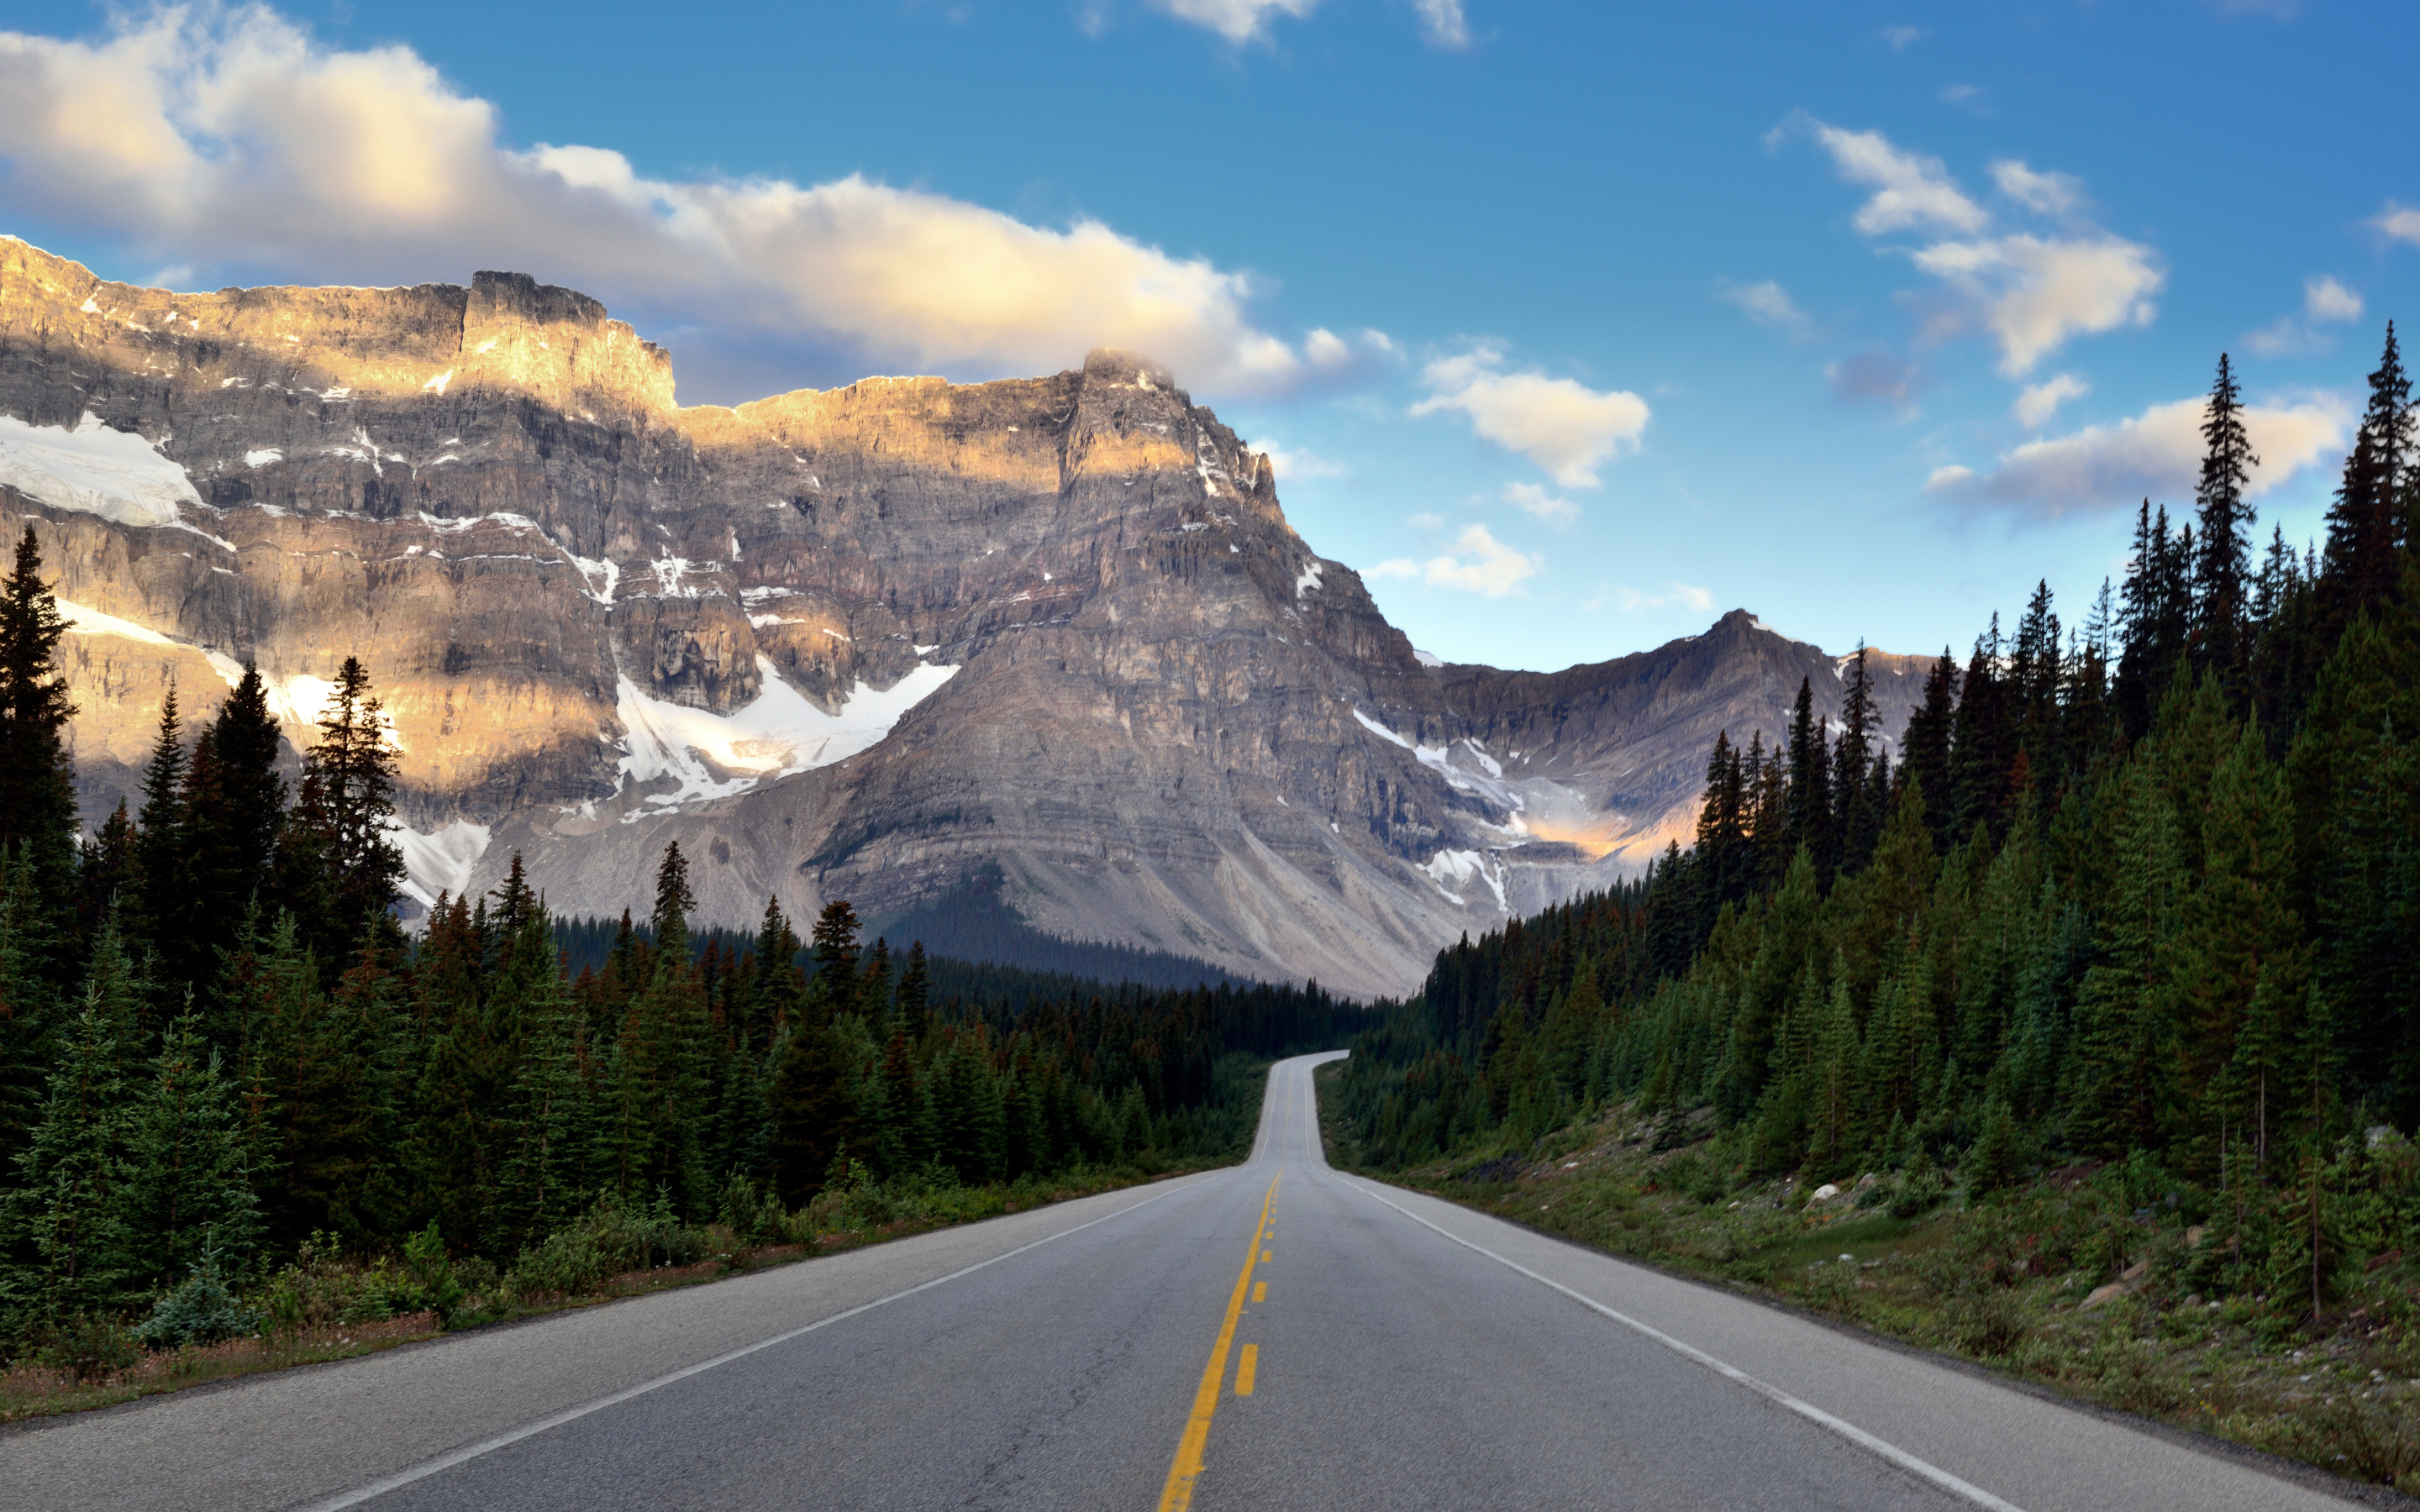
[2191,354,2260,696]
[1901,650,1958,850]
[2322,324,2411,626]
[897,942,931,1042]
[0,524,79,917]
[1782,681,1832,877]
[809,900,862,1022]
[1949,619,2007,841]
[2,1001,133,1317]
[118,1014,261,1290]
[280,657,403,969]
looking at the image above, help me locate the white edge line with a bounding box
[294,1174,1216,1512]
[1339,1176,2028,1512]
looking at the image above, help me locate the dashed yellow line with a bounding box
[1156,1172,1281,1512]
[1251,1281,1266,1304]
[1235,1344,1259,1397]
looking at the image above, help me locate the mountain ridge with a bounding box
[0,238,1926,997]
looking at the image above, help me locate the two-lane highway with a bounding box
[3,1054,2363,1510]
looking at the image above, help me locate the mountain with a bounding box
[0,239,1927,999]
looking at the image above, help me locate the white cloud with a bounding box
[2377,204,2420,248]
[1365,524,1538,596]
[1991,160,2082,217]
[1411,0,1471,49]
[1147,0,1319,43]
[1911,234,2161,376]
[1797,117,1986,235]
[1304,328,1352,366]
[1720,278,1810,335]
[1410,347,1649,487]
[1925,391,2352,519]
[1406,511,1444,529]
[2305,275,2363,323]
[1601,582,1713,613]
[2013,373,2088,428]
[1877,25,1925,50]
[0,7,1316,396]
[1787,121,2160,376]
[1255,437,1346,480]
[2245,318,2304,358]
[1501,481,1578,522]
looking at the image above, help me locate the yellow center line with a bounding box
[1260,1248,1272,1262]
[1156,1170,1280,1512]
[1251,1281,1266,1304]
[1235,1343,1259,1397]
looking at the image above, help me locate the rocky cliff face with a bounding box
[0,239,1927,999]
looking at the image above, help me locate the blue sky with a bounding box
[0,1,2410,669]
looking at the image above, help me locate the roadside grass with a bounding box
[1318,1077,2420,1496]
[0,1156,1228,1425]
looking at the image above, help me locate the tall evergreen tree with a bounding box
[118,1014,261,1291]
[0,525,78,918]
[2191,354,2260,695]
[280,657,403,969]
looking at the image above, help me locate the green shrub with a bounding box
[35,1311,139,1381]
[133,1247,263,1349]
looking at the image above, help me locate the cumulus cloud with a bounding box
[1720,278,1811,335]
[2377,204,2420,248]
[1991,160,2082,217]
[2014,373,2088,428]
[1827,351,1923,404]
[2248,276,2366,356]
[2305,276,2363,323]
[1501,481,1578,522]
[1410,0,1471,49]
[1411,347,1649,487]
[0,7,1319,398]
[1925,391,2351,519]
[1140,0,1465,47]
[1365,524,1539,596]
[1595,582,1713,613]
[1911,234,2161,376]
[1789,115,1986,234]
[1786,119,2162,377]
[1255,437,1347,480]
[1145,0,1319,43]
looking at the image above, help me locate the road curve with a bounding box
[3,1053,2361,1511]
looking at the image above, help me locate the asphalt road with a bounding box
[3,1053,2366,1511]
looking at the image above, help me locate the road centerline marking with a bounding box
[1156,1170,1280,1512]
[1235,1344,1259,1397]
[1251,1280,1266,1304]
[1339,1176,2028,1512]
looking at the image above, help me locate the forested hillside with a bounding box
[0,541,1365,1364]
[1337,337,2420,1319]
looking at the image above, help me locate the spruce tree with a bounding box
[0,524,79,917]
[118,1014,261,1290]
[2191,354,2260,696]
[2,1002,134,1318]
[897,942,931,1042]
[1901,651,1957,849]
[809,900,862,1021]
[281,657,403,969]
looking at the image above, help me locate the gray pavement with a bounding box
[1,1053,2361,1510]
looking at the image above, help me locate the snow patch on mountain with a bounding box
[0,412,200,527]
[617,654,960,810]
[387,819,492,908]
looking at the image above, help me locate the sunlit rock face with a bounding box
[0,239,1923,998]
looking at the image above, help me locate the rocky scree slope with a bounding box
[0,239,1922,999]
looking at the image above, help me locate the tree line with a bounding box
[0,522,1364,1348]
[1336,333,2420,1313]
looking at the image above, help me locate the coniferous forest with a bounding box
[0,526,1363,1384]
[1337,333,2420,1336]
